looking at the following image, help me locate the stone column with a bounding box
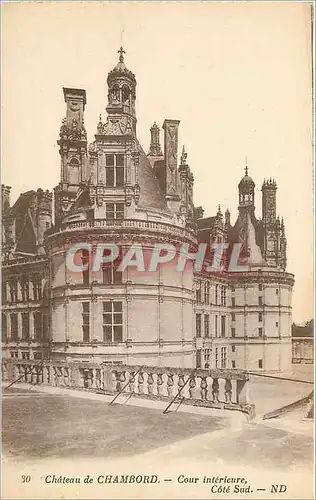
[93,299,102,342]
[17,312,22,340]
[29,311,35,341]
[6,313,11,341]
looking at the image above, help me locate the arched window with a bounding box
[111,85,120,104]
[122,85,130,104]
[69,157,80,185]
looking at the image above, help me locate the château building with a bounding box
[1,48,294,372]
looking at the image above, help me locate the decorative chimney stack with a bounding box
[148,122,163,157]
[162,119,181,202]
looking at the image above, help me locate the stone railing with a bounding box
[46,218,197,244]
[2,360,254,418]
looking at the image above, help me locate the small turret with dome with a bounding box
[105,47,137,133]
[238,164,255,210]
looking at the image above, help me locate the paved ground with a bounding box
[2,384,313,467]
[2,372,314,499]
[3,387,227,460]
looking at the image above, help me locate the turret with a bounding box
[262,178,277,225]
[105,47,137,134]
[238,165,255,212]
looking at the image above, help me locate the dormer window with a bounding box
[105,154,125,187]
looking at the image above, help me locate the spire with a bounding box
[118,46,125,63]
[181,145,188,165]
[245,156,248,176]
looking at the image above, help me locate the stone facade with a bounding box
[1,48,294,372]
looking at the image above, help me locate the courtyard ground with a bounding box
[2,369,314,500]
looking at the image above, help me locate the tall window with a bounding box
[11,313,18,340]
[258,296,263,306]
[221,347,227,368]
[82,303,90,342]
[215,285,219,305]
[215,315,218,336]
[221,315,226,337]
[34,311,43,341]
[2,281,7,303]
[103,301,123,343]
[231,327,236,338]
[32,279,42,301]
[2,313,7,342]
[21,312,29,340]
[231,312,236,322]
[259,283,263,291]
[221,286,226,306]
[204,314,209,338]
[258,359,263,369]
[105,154,125,187]
[196,283,201,303]
[106,203,124,220]
[69,157,80,185]
[196,314,201,338]
[9,281,17,303]
[258,312,263,322]
[103,264,122,285]
[259,327,263,338]
[232,297,235,307]
[21,280,29,301]
[204,348,211,364]
[81,249,90,286]
[204,282,210,304]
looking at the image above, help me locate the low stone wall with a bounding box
[292,337,314,364]
[2,360,255,418]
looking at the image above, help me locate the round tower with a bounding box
[47,48,198,368]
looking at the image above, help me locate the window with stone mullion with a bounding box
[102,301,123,343]
[105,154,125,187]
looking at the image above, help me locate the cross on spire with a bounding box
[245,157,248,176]
[118,46,126,63]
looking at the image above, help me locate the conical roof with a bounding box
[107,47,136,85]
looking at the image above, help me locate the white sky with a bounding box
[2,2,313,323]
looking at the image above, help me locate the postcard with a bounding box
[1,2,314,499]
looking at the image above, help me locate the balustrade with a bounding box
[2,360,254,417]
[47,218,197,243]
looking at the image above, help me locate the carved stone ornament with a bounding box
[133,184,140,205]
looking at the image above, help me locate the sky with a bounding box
[2,2,313,323]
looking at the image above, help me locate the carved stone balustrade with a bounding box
[2,360,254,418]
